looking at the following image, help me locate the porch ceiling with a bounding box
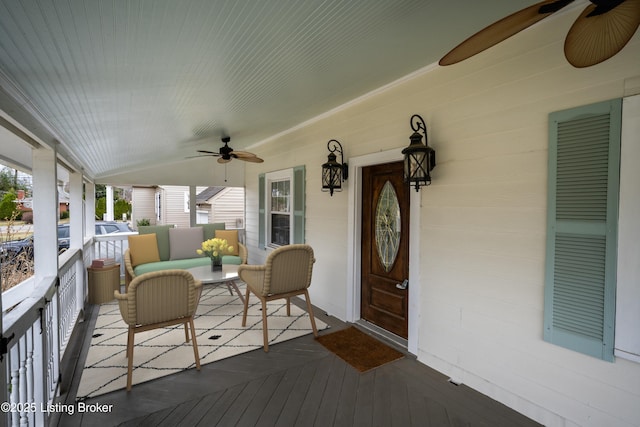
[0,0,548,185]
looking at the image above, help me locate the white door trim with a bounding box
[346,148,421,355]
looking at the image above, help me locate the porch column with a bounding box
[69,171,83,248]
[189,185,197,226]
[85,181,96,239]
[32,147,59,279]
[105,185,114,221]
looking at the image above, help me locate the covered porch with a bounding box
[1,1,639,426]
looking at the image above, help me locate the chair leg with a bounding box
[241,287,251,327]
[126,327,135,391]
[304,290,318,337]
[261,298,269,352]
[184,323,190,343]
[189,318,201,370]
[126,326,132,359]
[286,297,290,316]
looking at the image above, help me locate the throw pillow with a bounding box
[128,234,160,267]
[215,229,239,256]
[138,225,174,261]
[201,223,226,241]
[169,227,204,260]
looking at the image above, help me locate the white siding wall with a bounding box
[210,187,245,228]
[160,185,207,227]
[131,187,157,227]
[243,9,640,427]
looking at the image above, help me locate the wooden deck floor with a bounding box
[53,301,542,427]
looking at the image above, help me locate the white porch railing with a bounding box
[93,232,136,280]
[0,242,89,426]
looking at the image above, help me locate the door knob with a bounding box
[396,279,408,290]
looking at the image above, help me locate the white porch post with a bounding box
[105,185,114,221]
[69,172,83,248]
[85,181,96,239]
[189,185,197,227]
[31,147,58,421]
[69,171,86,314]
[32,148,59,278]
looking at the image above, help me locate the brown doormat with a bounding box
[316,326,404,372]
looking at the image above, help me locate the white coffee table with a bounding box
[186,264,245,305]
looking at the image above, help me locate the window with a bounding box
[544,99,621,361]
[258,166,305,248]
[270,179,291,246]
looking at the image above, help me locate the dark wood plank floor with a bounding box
[53,301,542,427]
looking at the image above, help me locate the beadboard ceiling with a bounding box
[0,0,552,185]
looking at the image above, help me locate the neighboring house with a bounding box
[14,185,69,216]
[130,185,244,230]
[196,186,245,229]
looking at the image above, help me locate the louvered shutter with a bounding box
[544,99,621,361]
[293,165,305,244]
[258,173,265,249]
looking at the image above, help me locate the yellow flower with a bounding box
[198,238,232,259]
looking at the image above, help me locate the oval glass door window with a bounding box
[375,180,401,272]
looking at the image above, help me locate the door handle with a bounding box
[396,279,408,290]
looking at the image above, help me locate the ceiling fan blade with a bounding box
[197,149,219,154]
[232,150,259,159]
[564,0,640,67]
[186,154,217,159]
[439,0,575,66]
[240,156,264,163]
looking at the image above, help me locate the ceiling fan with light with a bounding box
[193,136,263,164]
[439,0,640,68]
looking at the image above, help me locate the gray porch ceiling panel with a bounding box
[0,0,536,185]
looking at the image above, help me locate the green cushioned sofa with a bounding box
[123,223,247,286]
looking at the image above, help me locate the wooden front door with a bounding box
[361,161,410,338]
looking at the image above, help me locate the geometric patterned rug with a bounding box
[76,282,328,399]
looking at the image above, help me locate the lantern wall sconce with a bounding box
[402,114,436,191]
[321,139,348,196]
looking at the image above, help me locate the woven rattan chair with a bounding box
[237,244,318,352]
[114,269,203,390]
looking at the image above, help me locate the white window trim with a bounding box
[615,94,640,363]
[265,168,294,248]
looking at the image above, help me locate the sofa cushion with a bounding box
[128,234,161,267]
[169,227,204,260]
[133,257,211,276]
[221,255,242,265]
[201,223,226,240]
[215,229,239,256]
[138,225,174,261]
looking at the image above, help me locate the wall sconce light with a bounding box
[321,139,348,196]
[402,114,436,191]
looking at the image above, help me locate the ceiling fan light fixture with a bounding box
[191,136,264,164]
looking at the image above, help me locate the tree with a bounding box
[0,191,19,220]
[0,166,30,193]
[115,199,132,220]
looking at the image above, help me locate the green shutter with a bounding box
[258,173,265,249]
[293,165,305,244]
[544,99,621,361]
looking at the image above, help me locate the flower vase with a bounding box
[211,257,222,272]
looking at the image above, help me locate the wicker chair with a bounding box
[114,269,203,390]
[237,244,318,352]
